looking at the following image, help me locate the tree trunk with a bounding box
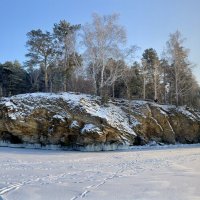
[44,71,48,92]
[175,75,179,106]
[0,85,2,97]
[112,83,115,98]
[44,57,48,92]
[92,66,98,95]
[100,65,105,97]
[50,80,53,93]
[154,66,157,100]
[143,76,146,100]
[100,56,106,97]
[63,38,68,92]
[63,76,67,92]
[126,86,131,124]
[163,66,167,104]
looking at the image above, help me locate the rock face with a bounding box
[0,92,200,151]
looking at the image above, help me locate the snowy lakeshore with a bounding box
[0,145,200,200]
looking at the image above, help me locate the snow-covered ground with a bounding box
[0,145,200,200]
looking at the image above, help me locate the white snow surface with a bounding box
[177,106,197,121]
[81,124,103,135]
[0,145,200,200]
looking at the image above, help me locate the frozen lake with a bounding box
[0,145,200,200]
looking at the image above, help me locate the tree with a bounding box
[159,59,170,104]
[53,20,81,91]
[105,58,126,98]
[141,58,147,100]
[165,31,192,106]
[25,29,56,92]
[141,48,160,101]
[82,13,126,96]
[129,62,143,99]
[26,64,41,92]
[0,61,31,96]
[187,77,200,108]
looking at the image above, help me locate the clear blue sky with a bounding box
[0,0,200,82]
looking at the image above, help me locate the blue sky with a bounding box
[0,0,200,82]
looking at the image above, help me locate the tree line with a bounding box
[0,13,199,108]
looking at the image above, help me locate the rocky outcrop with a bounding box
[0,92,200,151]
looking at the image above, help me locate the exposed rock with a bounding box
[0,92,200,151]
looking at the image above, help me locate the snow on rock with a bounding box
[5,101,18,109]
[177,106,197,121]
[81,124,103,135]
[69,120,80,129]
[77,99,136,136]
[52,114,65,122]
[4,92,136,136]
[0,92,200,151]
[0,92,137,150]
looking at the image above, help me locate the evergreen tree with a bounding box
[53,20,81,92]
[142,48,160,101]
[0,61,31,96]
[25,29,56,92]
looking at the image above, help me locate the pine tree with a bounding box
[141,48,160,101]
[26,29,56,92]
[53,20,81,91]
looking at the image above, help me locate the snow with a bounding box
[130,117,140,127]
[1,92,136,136]
[2,92,198,140]
[150,117,164,131]
[0,141,62,150]
[0,141,129,152]
[8,113,17,120]
[167,120,175,135]
[52,114,65,122]
[0,145,200,200]
[5,101,18,109]
[177,106,197,121]
[81,124,103,135]
[1,92,200,150]
[70,120,80,129]
[156,106,168,116]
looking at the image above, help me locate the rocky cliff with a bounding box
[0,92,200,151]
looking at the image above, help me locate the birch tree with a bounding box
[166,31,192,106]
[82,13,126,96]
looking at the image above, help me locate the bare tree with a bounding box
[166,31,192,106]
[82,13,127,96]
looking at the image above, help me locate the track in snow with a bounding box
[0,145,200,200]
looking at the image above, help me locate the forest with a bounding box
[0,13,199,108]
